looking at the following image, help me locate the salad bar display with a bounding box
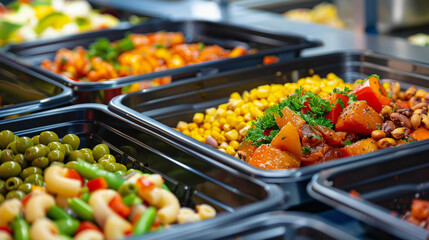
[1,1,429,239]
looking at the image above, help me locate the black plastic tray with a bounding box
[308,138,429,240]
[161,211,359,240]
[0,104,284,240]
[0,54,73,119]
[3,20,321,103]
[109,50,429,208]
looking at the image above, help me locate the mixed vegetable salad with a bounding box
[0,0,120,46]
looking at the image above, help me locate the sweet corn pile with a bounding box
[175,73,356,156]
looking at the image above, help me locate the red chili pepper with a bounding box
[0,226,12,235]
[302,101,311,113]
[352,76,391,113]
[86,177,108,192]
[74,221,102,236]
[326,93,349,124]
[108,195,131,218]
[136,177,155,193]
[65,169,84,186]
[263,128,273,136]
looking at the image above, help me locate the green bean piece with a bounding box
[14,154,28,168]
[6,141,17,154]
[20,166,42,179]
[67,198,94,221]
[0,193,4,204]
[55,218,79,236]
[80,192,91,203]
[6,190,25,200]
[13,216,30,240]
[65,161,78,169]
[47,205,72,220]
[61,134,80,150]
[5,177,23,191]
[114,170,126,176]
[0,161,21,179]
[92,144,110,161]
[133,206,156,235]
[1,149,15,163]
[0,180,5,195]
[118,182,137,196]
[122,194,142,207]
[0,130,15,149]
[24,174,43,185]
[16,137,33,154]
[17,183,32,194]
[39,131,59,146]
[75,159,125,190]
[31,135,40,145]
[32,157,49,169]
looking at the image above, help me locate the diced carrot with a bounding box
[341,138,378,157]
[335,101,383,135]
[271,122,302,159]
[275,106,305,130]
[411,199,429,220]
[409,127,429,141]
[236,140,257,162]
[248,144,300,170]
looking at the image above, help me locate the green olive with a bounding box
[93,163,104,169]
[0,149,15,163]
[16,137,33,154]
[126,169,143,175]
[13,154,28,168]
[48,142,65,153]
[50,161,64,167]
[0,161,21,179]
[24,174,43,184]
[39,131,59,146]
[48,150,65,162]
[93,144,110,161]
[114,163,127,172]
[65,161,77,169]
[61,134,80,150]
[5,177,23,191]
[18,183,32,194]
[98,154,116,165]
[103,163,117,172]
[24,146,46,161]
[80,148,92,155]
[32,157,49,169]
[32,135,40,145]
[81,150,94,164]
[67,150,86,162]
[63,144,73,157]
[114,170,126,176]
[0,193,4,204]
[120,145,138,156]
[118,182,137,196]
[6,190,25,200]
[35,144,50,156]
[0,130,15,149]
[0,180,5,195]
[20,166,42,179]
[6,141,17,154]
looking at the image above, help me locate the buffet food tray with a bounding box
[3,20,321,103]
[0,55,73,119]
[0,103,284,239]
[109,50,429,208]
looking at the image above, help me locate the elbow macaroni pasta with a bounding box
[45,165,82,197]
[25,194,55,223]
[30,218,67,240]
[74,230,104,240]
[0,199,22,227]
[0,231,12,240]
[89,189,120,227]
[104,215,132,240]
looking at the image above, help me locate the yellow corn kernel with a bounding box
[205,107,216,116]
[218,104,228,110]
[219,142,229,149]
[219,117,227,126]
[215,108,227,118]
[195,135,205,143]
[327,73,338,80]
[188,123,198,131]
[225,129,239,141]
[204,130,211,136]
[260,99,269,108]
[198,128,205,135]
[230,92,241,100]
[182,129,191,136]
[212,126,221,133]
[229,140,240,150]
[256,88,269,99]
[204,115,213,123]
[191,131,200,138]
[231,99,245,109]
[193,113,204,124]
[241,103,250,113]
[382,82,391,90]
[237,135,243,142]
[237,116,244,123]
[226,146,236,155]
[211,131,221,140]
[218,135,226,144]
[218,148,226,153]
[233,107,242,116]
[203,123,211,130]
[236,122,248,131]
[244,112,253,122]
[226,116,239,127]
[223,123,232,132]
[250,106,263,118]
[239,125,250,136]
[212,122,220,128]
[242,91,250,101]
[253,100,265,110]
[176,121,188,131]
[267,95,277,104]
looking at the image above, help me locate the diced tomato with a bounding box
[136,177,155,193]
[65,169,84,186]
[352,76,391,113]
[0,226,12,235]
[326,93,349,124]
[302,101,311,113]
[86,177,108,192]
[263,128,273,136]
[108,195,131,218]
[74,221,102,236]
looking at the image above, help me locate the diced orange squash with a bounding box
[341,138,378,157]
[275,106,305,130]
[236,140,257,162]
[410,127,429,141]
[335,101,383,135]
[271,122,302,159]
[248,144,300,170]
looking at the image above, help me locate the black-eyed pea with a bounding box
[411,102,428,111]
[421,114,429,129]
[390,113,412,129]
[404,86,417,100]
[381,121,395,136]
[411,114,422,129]
[415,89,427,98]
[391,127,408,139]
[381,106,393,118]
[376,138,397,149]
[371,130,386,141]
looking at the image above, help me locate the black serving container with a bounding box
[0,104,284,239]
[108,51,429,208]
[308,138,429,240]
[0,55,73,119]
[3,20,321,103]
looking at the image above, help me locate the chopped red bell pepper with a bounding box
[86,177,108,192]
[22,193,34,207]
[326,93,349,124]
[108,195,131,218]
[65,168,84,187]
[136,177,155,193]
[263,128,273,136]
[0,226,12,235]
[352,75,391,113]
[74,221,102,236]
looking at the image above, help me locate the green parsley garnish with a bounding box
[388,93,392,98]
[87,33,135,63]
[198,43,205,51]
[302,147,311,154]
[314,136,322,139]
[336,97,345,108]
[344,139,352,146]
[61,58,67,64]
[153,43,164,49]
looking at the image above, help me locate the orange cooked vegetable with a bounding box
[275,106,306,130]
[409,127,429,141]
[341,138,378,157]
[335,101,383,135]
[248,144,300,170]
[237,140,257,162]
[271,122,302,159]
